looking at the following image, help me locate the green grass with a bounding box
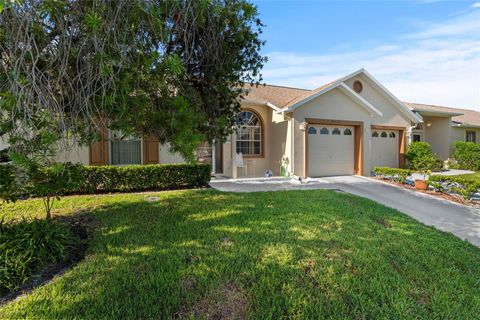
[456,171,480,181]
[1,189,479,319]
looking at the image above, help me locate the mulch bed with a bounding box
[373,177,480,208]
[0,212,98,306]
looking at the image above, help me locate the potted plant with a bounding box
[406,142,441,191]
[414,168,431,190]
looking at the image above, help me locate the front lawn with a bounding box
[1,189,479,319]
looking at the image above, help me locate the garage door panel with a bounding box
[308,125,355,177]
[371,130,398,172]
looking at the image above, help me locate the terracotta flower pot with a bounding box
[414,179,429,190]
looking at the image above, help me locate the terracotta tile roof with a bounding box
[405,102,480,127]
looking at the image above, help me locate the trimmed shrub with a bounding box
[452,141,480,171]
[406,142,443,172]
[0,220,73,294]
[373,167,412,183]
[1,163,211,198]
[428,175,480,199]
[78,163,211,193]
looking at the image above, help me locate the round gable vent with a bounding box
[353,80,363,93]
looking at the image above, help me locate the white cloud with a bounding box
[262,9,480,109]
[471,2,480,8]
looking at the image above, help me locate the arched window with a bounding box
[320,127,329,135]
[235,110,262,156]
[381,131,388,138]
[308,127,317,135]
[343,128,352,136]
[389,132,396,138]
[332,128,341,135]
[372,131,379,137]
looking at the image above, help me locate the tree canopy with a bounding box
[0,0,266,161]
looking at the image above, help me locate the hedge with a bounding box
[452,141,480,171]
[428,175,480,199]
[373,167,412,183]
[0,163,212,197]
[78,164,211,193]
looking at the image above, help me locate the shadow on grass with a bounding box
[2,189,480,319]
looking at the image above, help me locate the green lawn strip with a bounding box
[456,172,480,182]
[1,189,479,319]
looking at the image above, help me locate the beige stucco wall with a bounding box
[450,126,480,155]
[159,143,185,164]
[227,103,281,178]
[450,127,466,145]
[345,75,411,127]
[57,140,186,165]
[55,143,90,165]
[269,111,290,175]
[220,103,291,178]
[422,116,451,159]
[292,83,411,177]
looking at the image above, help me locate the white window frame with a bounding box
[235,111,263,157]
[412,132,423,142]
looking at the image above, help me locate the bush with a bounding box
[0,220,73,294]
[373,167,412,183]
[452,141,480,170]
[1,163,211,198]
[406,142,442,172]
[78,164,212,193]
[0,164,19,202]
[428,175,480,199]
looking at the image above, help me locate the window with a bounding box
[381,131,388,138]
[320,127,329,135]
[343,128,352,136]
[389,132,396,138]
[466,131,476,143]
[308,127,317,135]
[110,130,141,165]
[372,131,379,137]
[235,110,262,156]
[412,133,422,142]
[332,128,341,135]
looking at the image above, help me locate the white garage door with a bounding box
[371,130,399,171]
[308,125,355,177]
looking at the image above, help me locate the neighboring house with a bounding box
[404,102,480,160]
[2,69,479,177]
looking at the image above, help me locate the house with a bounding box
[211,69,480,178]
[2,69,479,177]
[404,102,480,160]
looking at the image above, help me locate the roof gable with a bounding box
[281,69,421,123]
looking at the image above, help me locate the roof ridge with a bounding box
[255,83,311,91]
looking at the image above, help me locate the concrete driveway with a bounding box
[210,176,480,247]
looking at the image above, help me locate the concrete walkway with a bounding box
[210,176,480,247]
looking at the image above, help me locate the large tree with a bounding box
[0,0,266,161]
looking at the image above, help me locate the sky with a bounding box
[252,0,480,110]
